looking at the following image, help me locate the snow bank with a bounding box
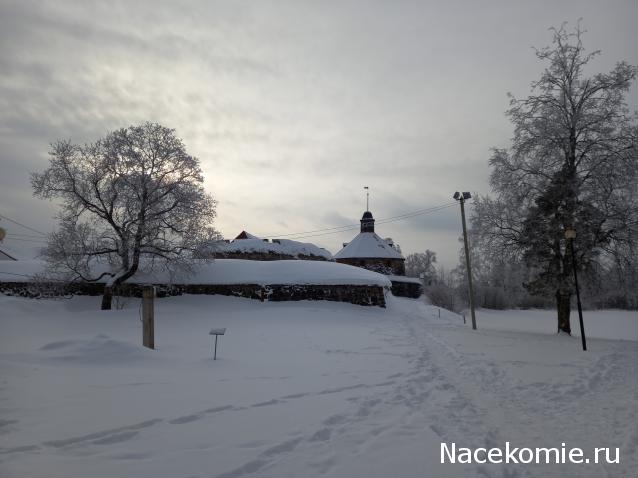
[38,334,152,364]
[387,275,422,284]
[0,259,391,287]
[145,259,391,287]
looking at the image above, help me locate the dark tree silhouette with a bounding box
[472,23,638,333]
[32,122,219,310]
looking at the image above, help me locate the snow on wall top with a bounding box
[216,238,333,260]
[0,259,391,287]
[334,232,404,260]
[387,275,422,284]
[175,259,390,286]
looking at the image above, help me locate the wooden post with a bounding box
[142,286,155,349]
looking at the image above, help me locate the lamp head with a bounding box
[453,192,460,200]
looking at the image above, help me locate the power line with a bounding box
[0,271,33,278]
[0,213,48,236]
[271,203,455,239]
[376,203,456,225]
[1,200,459,244]
[260,202,456,240]
[261,222,360,238]
[3,237,48,244]
[278,226,361,241]
[6,233,47,239]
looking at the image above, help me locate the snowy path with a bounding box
[1,295,637,477]
[390,299,638,478]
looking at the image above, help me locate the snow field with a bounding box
[0,294,637,478]
[468,307,638,342]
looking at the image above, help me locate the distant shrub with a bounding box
[479,286,508,310]
[425,283,458,312]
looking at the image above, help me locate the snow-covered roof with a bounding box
[0,259,391,287]
[216,238,333,260]
[334,232,404,260]
[235,231,261,240]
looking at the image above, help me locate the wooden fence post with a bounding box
[142,286,155,349]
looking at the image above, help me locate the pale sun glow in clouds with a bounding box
[1,0,636,266]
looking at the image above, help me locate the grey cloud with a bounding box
[1,1,637,267]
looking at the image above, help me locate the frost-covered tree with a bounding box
[405,250,437,284]
[472,23,638,333]
[32,122,219,310]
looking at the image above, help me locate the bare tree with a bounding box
[473,23,638,333]
[405,250,437,284]
[32,122,219,310]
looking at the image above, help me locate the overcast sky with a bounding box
[1,0,637,267]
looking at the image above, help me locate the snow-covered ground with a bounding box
[465,307,638,342]
[0,295,636,478]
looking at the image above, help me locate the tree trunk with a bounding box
[556,290,571,334]
[101,285,113,310]
[100,265,139,311]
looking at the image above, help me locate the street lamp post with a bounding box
[565,228,587,351]
[453,191,477,330]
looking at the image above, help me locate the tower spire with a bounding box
[364,186,369,211]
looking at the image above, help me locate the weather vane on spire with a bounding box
[364,186,369,211]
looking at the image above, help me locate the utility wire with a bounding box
[0,213,48,236]
[6,233,47,239]
[272,203,455,240]
[3,237,48,244]
[0,271,33,278]
[375,203,455,225]
[1,200,458,244]
[288,207,456,240]
[260,202,456,240]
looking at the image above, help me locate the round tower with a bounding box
[360,211,375,233]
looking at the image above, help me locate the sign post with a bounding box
[209,328,226,360]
